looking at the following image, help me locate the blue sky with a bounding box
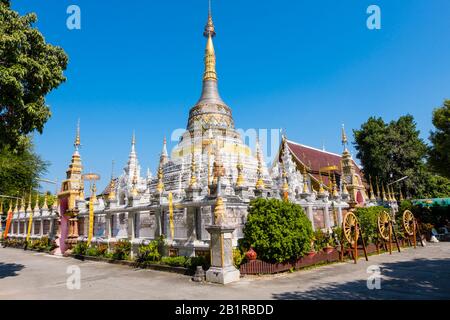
[11,0,450,192]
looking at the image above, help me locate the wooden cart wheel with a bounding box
[343,212,359,246]
[403,210,415,236]
[377,211,391,241]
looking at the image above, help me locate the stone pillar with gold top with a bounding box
[205,140,240,284]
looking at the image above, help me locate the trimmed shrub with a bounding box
[241,198,313,263]
[354,206,386,245]
[112,239,131,260]
[135,240,161,265]
[72,242,88,256]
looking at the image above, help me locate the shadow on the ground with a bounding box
[0,262,25,279]
[272,258,450,300]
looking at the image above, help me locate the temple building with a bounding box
[6,5,399,259]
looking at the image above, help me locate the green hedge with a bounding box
[354,206,386,244]
[241,198,313,263]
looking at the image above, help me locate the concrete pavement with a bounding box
[1,242,449,299]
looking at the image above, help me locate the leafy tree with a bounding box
[241,198,313,263]
[0,1,68,149]
[0,138,48,212]
[428,100,450,179]
[353,115,430,198]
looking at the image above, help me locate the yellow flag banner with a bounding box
[168,192,174,240]
[26,212,33,242]
[87,196,94,246]
[3,210,13,239]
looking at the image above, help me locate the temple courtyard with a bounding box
[1,243,449,300]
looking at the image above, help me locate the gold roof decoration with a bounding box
[369,176,376,201]
[399,185,404,201]
[34,194,40,211]
[189,147,198,188]
[74,118,81,151]
[381,183,387,201]
[26,193,32,213]
[376,177,381,199]
[14,198,18,213]
[42,194,48,210]
[255,138,265,190]
[156,164,164,193]
[302,166,309,194]
[236,152,245,187]
[318,169,325,195]
[332,173,339,197]
[19,197,25,212]
[203,0,217,81]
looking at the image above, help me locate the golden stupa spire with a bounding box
[189,147,198,188]
[19,197,25,212]
[74,118,81,152]
[42,193,48,210]
[34,193,40,211]
[332,173,339,197]
[26,193,32,213]
[390,185,397,202]
[341,124,348,151]
[156,164,164,193]
[375,177,381,199]
[381,183,387,202]
[318,169,325,194]
[369,176,376,201]
[255,138,265,190]
[14,198,18,213]
[399,185,404,201]
[302,166,309,194]
[236,152,244,187]
[108,160,116,201]
[203,0,217,81]
[130,166,139,197]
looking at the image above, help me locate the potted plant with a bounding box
[307,240,317,257]
[323,232,336,254]
[245,247,257,261]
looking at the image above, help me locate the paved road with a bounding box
[1,243,449,299]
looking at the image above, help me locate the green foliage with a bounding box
[429,100,450,179]
[2,237,25,248]
[0,3,68,149]
[0,140,48,205]
[354,206,386,244]
[85,243,109,257]
[159,255,207,270]
[112,239,131,260]
[241,198,313,263]
[72,242,88,256]
[161,256,187,267]
[312,229,328,252]
[232,248,244,267]
[353,115,430,198]
[135,240,161,265]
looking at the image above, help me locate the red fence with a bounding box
[240,244,378,275]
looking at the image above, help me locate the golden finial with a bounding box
[391,185,397,202]
[19,197,25,212]
[332,173,339,197]
[255,139,265,190]
[214,196,225,225]
[381,184,387,201]
[203,0,217,81]
[399,185,404,201]
[189,148,198,188]
[318,169,325,194]
[14,198,18,213]
[342,181,349,195]
[34,194,40,211]
[74,119,81,151]
[156,165,164,193]
[369,176,376,201]
[236,153,244,187]
[0,201,3,215]
[376,177,381,199]
[42,194,48,210]
[91,182,97,203]
[341,124,348,150]
[302,166,309,194]
[9,200,13,212]
[282,167,289,201]
[130,166,139,197]
[26,193,32,212]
